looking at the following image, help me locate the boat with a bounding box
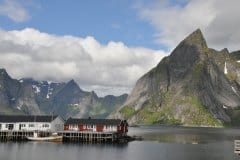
[26,132,63,142]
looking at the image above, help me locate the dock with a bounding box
[0,131,55,141]
[234,140,240,155]
[0,115,130,143]
[0,130,130,143]
[0,131,33,141]
[60,131,125,143]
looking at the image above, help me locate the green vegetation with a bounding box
[66,104,80,115]
[131,91,222,127]
[119,106,136,119]
[192,62,204,80]
[0,106,23,115]
[225,107,240,126]
[180,96,222,127]
[135,94,182,125]
[226,72,237,81]
[89,102,107,118]
[139,107,181,125]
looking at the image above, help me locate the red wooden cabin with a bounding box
[64,117,128,133]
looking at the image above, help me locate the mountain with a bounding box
[111,29,240,127]
[0,70,127,118]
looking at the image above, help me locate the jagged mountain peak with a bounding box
[162,29,209,82]
[68,79,76,83]
[170,29,208,63]
[0,68,7,74]
[90,91,98,98]
[18,78,35,83]
[67,79,78,86]
[65,79,82,91]
[112,28,240,126]
[0,68,10,79]
[181,29,207,49]
[170,29,208,61]
[220,48,229,54]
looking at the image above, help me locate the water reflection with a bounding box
[0,126,239,160]
[128,126,240,144]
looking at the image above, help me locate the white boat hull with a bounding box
[27,136,63,142]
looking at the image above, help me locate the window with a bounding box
[42,124,50,128]
[0,124,1,130]
[20,124,26,127]
[87,125,94,129]
[7,124,14,130]
[29,124,34,127]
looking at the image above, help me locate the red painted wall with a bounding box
[64,123,128,133]
[79,125,84,131]
[117,124,128,133]
[64,125,69,130]
[96,125,104,132]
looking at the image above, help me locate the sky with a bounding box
[0,0,239,96]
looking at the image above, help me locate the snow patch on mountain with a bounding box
[32,85,41,93]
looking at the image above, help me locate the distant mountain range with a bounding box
[0,69,127,119]
[111,29,240,127]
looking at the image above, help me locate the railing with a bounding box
[234,140,240,154]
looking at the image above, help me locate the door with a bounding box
[19,124,22,130]
[8,124,14,130]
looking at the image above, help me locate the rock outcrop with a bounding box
[111,29,240,127]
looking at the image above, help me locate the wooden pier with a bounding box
[60,131,127,143]
[234,140,240,155]
[0,130,129,143]
[0,131,33,141]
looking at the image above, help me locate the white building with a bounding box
[0,115,64,132]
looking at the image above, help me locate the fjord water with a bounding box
[0,126,239,160]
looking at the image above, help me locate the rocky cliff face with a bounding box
[0,70,127,118]
[111,29,240,127]
[0,69,41,115]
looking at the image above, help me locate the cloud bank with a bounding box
[0,28,166,96]
[0,0,29,22]
[137,0,240,51]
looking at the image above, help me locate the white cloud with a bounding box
[0,0,30,22]
[0,28,167,96]
[137,0,240,51]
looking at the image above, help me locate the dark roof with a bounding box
[65,118,126,125]
[0,115,58,123]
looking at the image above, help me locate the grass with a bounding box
[0,106,23,115]
[181,96,222,127]
[66,104,80,115]
[136,96,182,125]
[226,72,237,81]
[119,106,136,119]
[119,89,222,127]
[192,61,204,81]
[140,93,222,126]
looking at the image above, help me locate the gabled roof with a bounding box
[65,118,127,125]
[0,115,58,123]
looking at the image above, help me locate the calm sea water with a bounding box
[0,126,239,160]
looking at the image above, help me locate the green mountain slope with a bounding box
[111,29,240,127]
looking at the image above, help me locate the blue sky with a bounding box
[0,0,164,50]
